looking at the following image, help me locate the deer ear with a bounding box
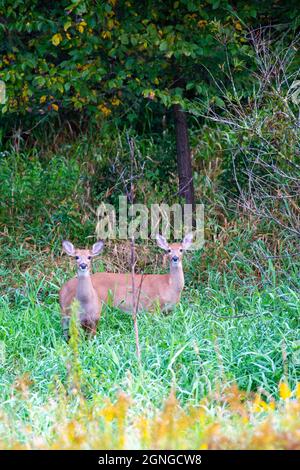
[182,232,193,250]
[156,234,169,251]
[62,240,76,256]
[91,240,104,257]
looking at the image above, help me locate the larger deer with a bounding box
[92,233,193,313]
[59,240,104,339]
[59,234,193,333]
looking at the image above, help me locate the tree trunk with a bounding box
[173,104,195,209]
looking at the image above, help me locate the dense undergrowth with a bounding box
[0,112,299,448]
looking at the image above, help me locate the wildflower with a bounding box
[40,95,47,104]
[199,443,208,450]
[296,383,300,400]
[279,382,292,400]
[51,103,59,112]
[252,395,274,413]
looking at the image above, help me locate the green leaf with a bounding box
[159,40,168,52]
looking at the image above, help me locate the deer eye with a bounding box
[168,249,171,253]
[75,256,79,260]
[88,256,91,260]
[180,249,183,253]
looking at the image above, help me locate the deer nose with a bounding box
[172,256,179,262]
[80,263,87,270]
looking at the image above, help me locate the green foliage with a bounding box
[0,128,186,247]
[0,0,299,133]
[0,150,93,245]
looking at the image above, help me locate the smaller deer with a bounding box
[59,240,104,339]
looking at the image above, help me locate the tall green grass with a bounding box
[0,137,299,447]
[0,244,299,444]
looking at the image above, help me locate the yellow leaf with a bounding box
[107,19,114,30]
[279,382,291,400]
[111,97,121,106]
[77,21,87,34]
[197,20,207,29]
[97,104,111,116]
[101,31,112,39]
[51,34,62,46]
[234,21,243,31]
[64,21,72,31]
[40,95,47,104]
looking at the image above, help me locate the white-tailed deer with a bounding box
[59,240,104,339]
[91,233,193,312]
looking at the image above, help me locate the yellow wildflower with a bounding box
[40,95,47,104]
[199,443,208,450]
[51,103,59,112]
[296,383,300,400]
[279,382,291,400]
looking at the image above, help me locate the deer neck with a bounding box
[169,262,184,292]
[76,271,96,303]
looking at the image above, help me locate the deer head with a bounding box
[62,240,104,275]
[156,233,193,268]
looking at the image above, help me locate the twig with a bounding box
[127,135,141,364]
